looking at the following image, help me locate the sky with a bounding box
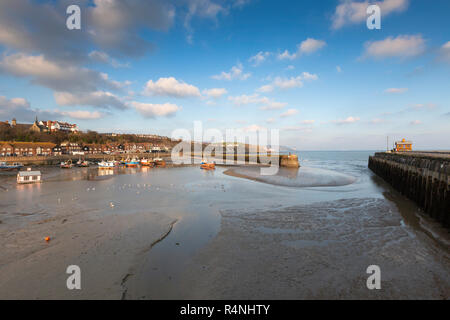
[0,0,449,150]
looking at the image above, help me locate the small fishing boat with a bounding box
[200,162,215,170]
[98,160,115,168]
[140,158,155,167]
[153,158,166,167]
[0,162,24,171]
[60,160,73,169]
[77,160,90,167]
[17,168,42,184]
[125,158,140,168]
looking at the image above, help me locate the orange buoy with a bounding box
[45,236,50,242]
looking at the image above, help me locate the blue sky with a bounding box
[0,0,449,150]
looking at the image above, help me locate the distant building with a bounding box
[52,145,62,156]
[30,117,47,133]
[0,142,14,156]
[35,143,56,156]
[1,117,78,133]
[40,120,78,133]
[17,168,42,184]
[60,141,81,154]
[395,139,413,152]
[0,142,55,156]
[6,118,32,131]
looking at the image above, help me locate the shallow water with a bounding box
[0,151,449,299]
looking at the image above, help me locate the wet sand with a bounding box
[0,154,449,299]
[223,165,356,187]
[174,198,449,299]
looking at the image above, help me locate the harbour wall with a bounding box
[368,152,449,227]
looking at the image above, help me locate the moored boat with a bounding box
[200,162,215,170]
[125,158,140,167]
[153,158,166,167]
[60,160,73,169]
[140,158,155,167]
[77,160,90,167]
[98,160,115,168]
[0,162,24,171]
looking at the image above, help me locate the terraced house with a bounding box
[0,142,56,156]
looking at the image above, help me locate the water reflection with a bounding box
[98,169,114,176]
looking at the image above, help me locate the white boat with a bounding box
[98,160,115,168]
[17,168,42,184]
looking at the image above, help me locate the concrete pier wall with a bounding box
[369,152,449,227]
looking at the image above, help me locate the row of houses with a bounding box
[0,142,57,157]
[0,141,170,157]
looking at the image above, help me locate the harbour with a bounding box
[1,151,448,299]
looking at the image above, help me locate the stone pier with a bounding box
[368,151,450,228]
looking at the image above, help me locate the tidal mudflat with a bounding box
[0,151,449,299]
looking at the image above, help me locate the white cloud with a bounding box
[410,120,422,125]
[203,88,228,99]
[228,94,287,110]
[266,118,276,124]
[0,95,96,122]
[299,38,327,54]
[54,91,126,109]
[89,50,129,68]
[242,124,266,132]
[438,41,450,62]
[280,109,299,118]
[278,38,326,60]
[385,88,408,94]
[300,120,315,125]
[282,126,312,132]
[332,116,360,125]
[273,77,304,90]
[301,72,319,81]
[184,0,226,31]
[249,51,271,66]
[332,0,409,29]
[143,77,201,98]
[130,102,181,118]
[257,85,275,93]
[212,63,251,81]
[336,66,342,72]
[278,50,297,61]
[411,103,436,110]
[260,102,288,110]
[363,35,425,59]
[58,110,105,120]
[0,0,174,60]
[257,72,318,93]
[0,53,128,94]
[228,94,268,106]
[89,0,175,56]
